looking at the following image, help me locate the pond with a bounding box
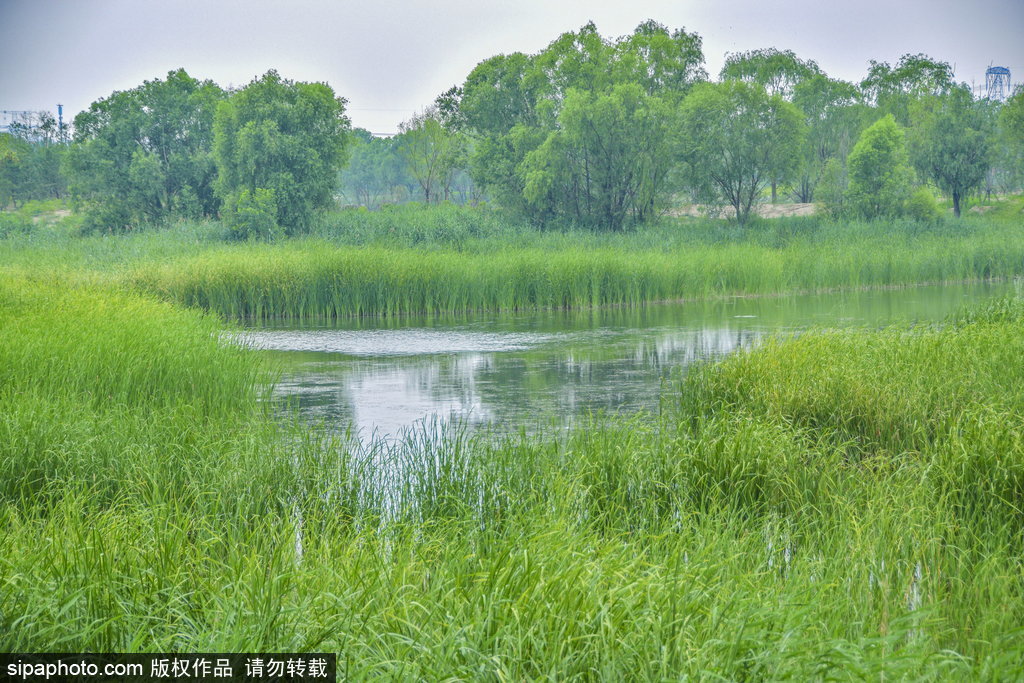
[239,281,1015,439]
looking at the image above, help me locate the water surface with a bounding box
[240,281,1015,438]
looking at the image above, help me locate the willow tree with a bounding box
[453,20,705,228]
[520,84,673,229]
[678,81,805,223]
[213,70,349,238]
[395,108,466,203]
[65,69,224,231]
[908,87,994,217]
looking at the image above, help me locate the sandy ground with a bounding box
[670,203,817,219]
[31,209,72,223]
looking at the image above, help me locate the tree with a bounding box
[0,114,69,209]
[611,20,706,99]
[720,48,820,201]
[677,81,805,223]
[395,108,465,203]
[908,86,994,217]
[213,70,349,237]
[66,69,224,230]
[1002,88,1024,146]
[458,21,706,226]
[338,129,408,208]
[860,53,954,125]
[520,84,674,229]
[791,75,869,202]
[846,115,915,219]
[719,47,821,100]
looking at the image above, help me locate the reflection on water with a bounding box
[238,281,1014,439]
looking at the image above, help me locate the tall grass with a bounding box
[3,203,1022,319]
[3,273,1023,677]
[129,221,1024,319]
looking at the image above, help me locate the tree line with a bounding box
[3,20,1024,234]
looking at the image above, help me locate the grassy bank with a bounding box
[2,203,1022,319]
[130,217,1024,319]
[2,273,1023,677]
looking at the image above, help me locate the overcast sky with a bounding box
[2,0,1022,134]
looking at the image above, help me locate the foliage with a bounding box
[719,47,821,99]
[908,87,995,217]
[859,53,955,125]
[223,187,281,241]
[520,84,674,229]
[65,69,224,231]
[213,70,350,236]
[905,186,941,222]
[678,81,805,223]
[0,126,67,209]
[338,129,411,208]
[0,211,33,239]
[791,75,869,202]
[395,108,467,203]
[815,158,848,218]
[457,21,705,229]
[998,89,1024,187]
[846,115,916,219]
[1002,88,1024,146]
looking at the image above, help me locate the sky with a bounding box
[1,0,1022,134]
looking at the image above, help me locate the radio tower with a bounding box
[985,66,1011,101]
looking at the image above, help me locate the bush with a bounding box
[847,115,916,219]
[225,187,281,241]
[816,158,848,219]
[79,203,135,235]
[0,212,32,238]
[906,186,941,222]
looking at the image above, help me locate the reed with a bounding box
[128,218,1024,320]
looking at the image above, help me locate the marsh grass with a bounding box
[2,270,1024,677]
[129,217,1024,320]
[3,205,1023,320]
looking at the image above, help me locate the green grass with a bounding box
[128,216,1024,320]
[2,271,1023,678]
[3,201,1023,320]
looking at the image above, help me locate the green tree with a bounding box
[458,21,705,226]
[520,84,674,230]
[908,87,994,217]
[0,113,68,208]
[213,70,349,236]
[610,20,706,99]
[719,47,821,100]
[860,53,954,125]
[1002,88,1024,145]
[338,129,408,208]
[791,75,869,202]
[678,81,805,223]
[998,89,1024,188]
[846,115,915,219]
[0,134,32,208]
[395,108,466,203]
[65,69,224,230]
[720,47,820,201]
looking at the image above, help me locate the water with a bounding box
[238,281,1014,439]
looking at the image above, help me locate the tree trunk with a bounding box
[952,190,961,218]
[771,180,777,204]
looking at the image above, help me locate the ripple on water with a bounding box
[235,328,559,356]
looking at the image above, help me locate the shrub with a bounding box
[906,186,941,222]
[225,187,281,241]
